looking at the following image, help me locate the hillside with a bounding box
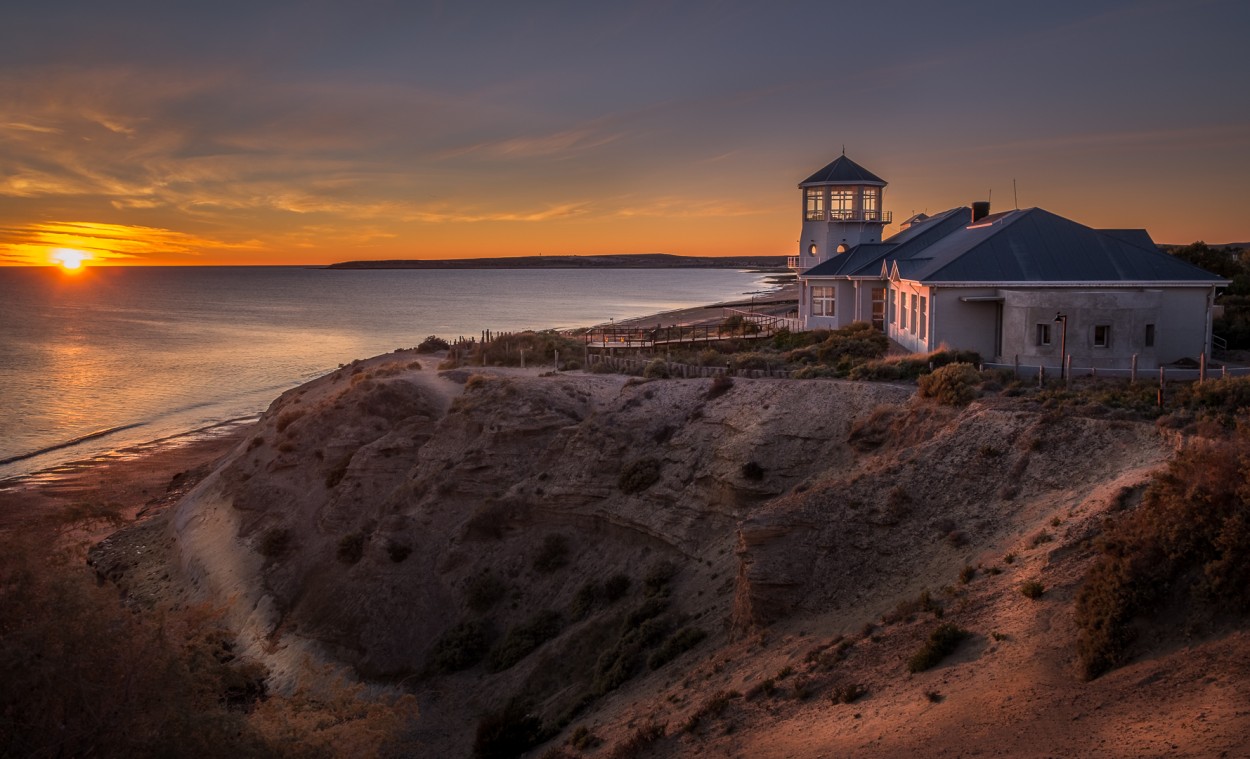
[92,352,1250,758]
[325,253,788,270]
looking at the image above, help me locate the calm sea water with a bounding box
[0,266,771,480]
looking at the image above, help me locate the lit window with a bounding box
[1036,324,1051,346]
[1145,324,1155,347]
[805,188,825,221]
[919,296,927,340]
[811,286,836,317]
[831,188,854,220]
[861,188,879,220]
[1094,325,1110,348]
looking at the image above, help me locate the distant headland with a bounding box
[325,253,788,270]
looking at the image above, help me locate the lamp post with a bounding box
[1054,313,1068,380]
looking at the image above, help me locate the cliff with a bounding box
[97,351,1250,757]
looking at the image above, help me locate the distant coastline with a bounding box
[325,253,788,270]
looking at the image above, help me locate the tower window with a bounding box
[831,188,854,220]
[811,286,836,317]
[805,187,825,221]
[861,188,879,220]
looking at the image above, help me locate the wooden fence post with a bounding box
[1131,354,1137,384]
[1199,352,1207,383]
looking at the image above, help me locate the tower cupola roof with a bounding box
[800,154,886,187]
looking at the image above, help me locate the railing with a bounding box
[722,307,802,334]
[981,353,1250,383]
[1213,334,1229,351]
[787,256,803,270]
[584,315,788,350]
[830,209,892,223]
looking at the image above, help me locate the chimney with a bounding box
[971,201,991,223]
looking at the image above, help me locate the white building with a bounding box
[793,155,1226,370]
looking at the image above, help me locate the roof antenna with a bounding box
[988,188,992,206]
[1013,179,1019,210]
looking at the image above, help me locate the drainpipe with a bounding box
[1205,284,1216,356]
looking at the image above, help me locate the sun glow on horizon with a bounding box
[51,248,91,272]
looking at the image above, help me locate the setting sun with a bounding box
[51,248,90,272]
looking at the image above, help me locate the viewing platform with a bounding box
[583,309,800,350]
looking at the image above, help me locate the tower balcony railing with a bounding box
[787,256,802,270]
[804,210,892,222]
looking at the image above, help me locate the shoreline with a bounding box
[2,282,797,492]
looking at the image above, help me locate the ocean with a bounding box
[0,266,772,481]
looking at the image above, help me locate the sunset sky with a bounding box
[2,0,1247,266]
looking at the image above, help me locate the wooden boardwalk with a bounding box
[583,309,799,350]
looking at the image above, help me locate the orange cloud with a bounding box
[0,221,261,265]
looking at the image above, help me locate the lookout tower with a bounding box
[792,153,891,271]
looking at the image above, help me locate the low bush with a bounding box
[642,359,670,379]
[1020,580,1045,599]
[258,527,292,559]
[918,362,980,406]
[430,620,491,673]
[604,573,631,601]
[741,461,765,480]
[416,335,450,353]
[533,534,571,573]
[486,610,564,673]
[647,626,707,669]
[643,561,677,597]
[336,533,365,565]
[619,458,662,494]
[907,623,970,673]
[830,682,866,704]
[706,374,734,399]
[465,572,508,612]
[1075,432,1250,679]
[473,700,548,759]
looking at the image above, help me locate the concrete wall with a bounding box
[1000,287,1212,370]
[800,277,858,330]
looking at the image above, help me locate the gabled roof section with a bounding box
[802,244,893,277]
[800,155,886,187]
[891,208,1226,285]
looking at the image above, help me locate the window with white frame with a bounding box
[1036,323,1051,346]
[899,292,908,331]
[910,293,918,333]
[811,286,836,317]
[1094,325,1110,348]
[805,187,824,220]
[887,289,896,324]
[918,296,927,339]
[861,187,879,220]
[831,188,854,219]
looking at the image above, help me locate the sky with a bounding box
[1,0,1248,266]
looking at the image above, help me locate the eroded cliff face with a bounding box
[167,353,907,735]
[166,352,1176,756]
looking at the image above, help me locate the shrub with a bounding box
[705,374,734,400]
[830,682,866,704]
[533,534,571,573]
[642,359,670,379]
[907,623,970,673]
[568,725,601,750]
[337,533,365,565]
[387,541,412,562]
[430,620,491,673]
[1020,580,1045,599]
[486,611,564,672]
[619,458,662,494]
[647,626,707,669]
[605,722,666,759]
[918,362,980,406]
[465,572,508,612]
[604,574,631,601]
[1075,433,1250,679]
[958,565,976,584]
[741,461,765,481]
[416,335,450,353]
[258,528,292,559]
[473,700,548,759]
[643,561,677,597]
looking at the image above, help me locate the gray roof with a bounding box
[800,155,886,187]
[803,207,970,278]
[887,208,1226,284]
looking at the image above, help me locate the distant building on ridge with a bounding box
[791,153,1226,371]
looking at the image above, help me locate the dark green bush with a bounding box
[619,458,661,494]
[907,623,970,673]
[258,528,292,559]
[336,533,365,565]
[603,574,631,601]
[1020,580,1045,599]
[416,335,450,353]
[472,700,548,759]
[643,561,677,597]
[642,358,670,379]
[533,534,571,573]
[647,626,707,669]
[430,620,491,673]
[486,610,563,673]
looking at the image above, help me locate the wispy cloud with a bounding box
[0,221,261,265]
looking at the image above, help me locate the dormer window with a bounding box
[805,188,825,220]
